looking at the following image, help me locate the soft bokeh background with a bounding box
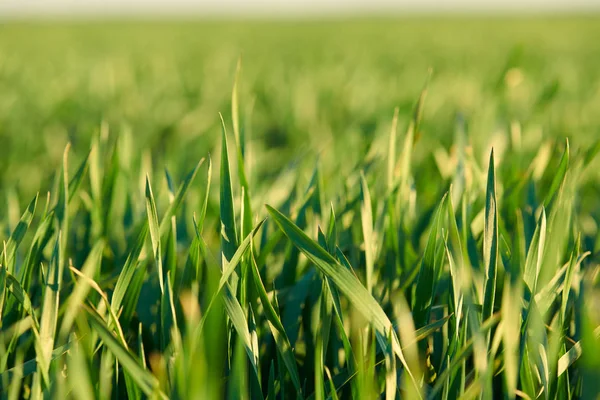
[1,17,599,202]
[1,2,600,222]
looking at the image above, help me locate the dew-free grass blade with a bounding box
[35,232,64,388]
[59,240,104,339]
[158,158,205,237]
[111,222,148,320]
[87,306,164,398]
[266,204,420,396]
[482,150,499,333]
[1,193,37,274]
[543,139,569,209]
[145,176,164,293]
[220,113,238,263]
[413,193,446,329]
[359,172,375,293]
[249,255,303,397]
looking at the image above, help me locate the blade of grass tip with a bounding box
[145,176,164,294]
[387,107,399,191]
[18,210,54,295]
[360,172,375,293]
[87,306,164,398]
[197,155,212,235]
[59,240,105,339]
[111,222,149,321]
[197,220,265,334]
[67,150,90,204]
[220,113,239,264]
[326,203,337,254]
[523,208,546,295]
[543,139,569,209]
[2,193,38,274]
[266,205,420,396]
[232,60,253,240]
[158,158,205,237]
[413,193,447,329]
[482,150,498,332]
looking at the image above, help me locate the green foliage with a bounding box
[0,18,599,399]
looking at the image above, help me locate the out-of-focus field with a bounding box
[0,18,600,399]
[1,19,599,198]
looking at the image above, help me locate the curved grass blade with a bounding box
[543,139,569,208]
[266,205,420,396]
[249,255,302,397]
[87,306,165,399]
[145,176,163,294]
[59,240,105,339]
[1,194,38,274]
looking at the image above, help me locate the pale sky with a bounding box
[0,0,598,17]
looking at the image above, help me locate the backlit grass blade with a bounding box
[145,176,163,293]
[387,107,399,191]
[59,240,104,339]
[110,223,148,321]
[67,150,90,204]
[482,150,498,329]
[158,158,204,237]
[1,193,37,273]
[249,255,302,397]
[413,193,446,329]
[35,232,64,389]
[87,306,164,398]
[543,139,569,208]
[222,285,260,379]
[220,113,238,263]
[197,155,212,235]
[359,172,374,293]
[523,208,546,294]
[6,274,40,332]
[266,204,420,395]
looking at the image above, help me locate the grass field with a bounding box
[0,18,599,399]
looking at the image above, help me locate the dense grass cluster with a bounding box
[0,19,599,399]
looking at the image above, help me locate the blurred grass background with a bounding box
[1,17,599,203]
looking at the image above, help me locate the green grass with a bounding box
[0,17,600,399]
